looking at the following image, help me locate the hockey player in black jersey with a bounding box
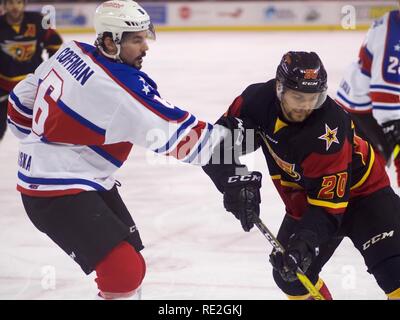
[203,51,400,299]
[0,0,62,141]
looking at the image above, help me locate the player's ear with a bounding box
[103,36,118,55]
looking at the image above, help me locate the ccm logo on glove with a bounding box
[227,174,262,183]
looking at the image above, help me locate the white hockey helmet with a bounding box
[94,0,155,44]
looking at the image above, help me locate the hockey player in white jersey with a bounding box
[336,3,400,185]
[7,0,234,299]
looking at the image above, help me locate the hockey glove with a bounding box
[222,171,262,232]
[382,120,400,149]
[269,230,319,282]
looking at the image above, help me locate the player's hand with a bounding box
[382,120,400,149]
[269,230,319,282]
[222,171,262,232]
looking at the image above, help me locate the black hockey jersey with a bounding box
[204,79,389,220]
[0,11,62,92]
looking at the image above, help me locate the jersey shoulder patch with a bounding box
[310,99,351,155]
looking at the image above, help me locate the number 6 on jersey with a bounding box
[32,69,63,137]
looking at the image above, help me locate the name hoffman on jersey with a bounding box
[55,47,94,86]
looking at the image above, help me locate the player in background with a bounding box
[0,0,62,141]
[203,51,400,300]
[336,3,400,185]
[7,1,233,299]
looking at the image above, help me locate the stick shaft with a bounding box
[255,220,325,300]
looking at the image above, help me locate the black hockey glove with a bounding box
[222,171,262,232]
[382,119,400,149]
[269,230,319,282]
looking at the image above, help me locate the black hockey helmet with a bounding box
[276,51,328,108]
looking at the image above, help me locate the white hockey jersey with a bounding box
[7,41,228,197]
[336,10,400,125]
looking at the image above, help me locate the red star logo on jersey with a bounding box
[318,124,339,151]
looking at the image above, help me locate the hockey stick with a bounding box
[393,145,400,161]
[254,217,325,300]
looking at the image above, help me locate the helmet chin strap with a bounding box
[97,33,124,63]
[98,45,123,63]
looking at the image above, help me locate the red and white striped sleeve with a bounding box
[7,74,38,139]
